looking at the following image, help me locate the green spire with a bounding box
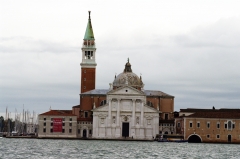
[84,11,95,40]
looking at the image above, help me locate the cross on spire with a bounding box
[88,11,91,19]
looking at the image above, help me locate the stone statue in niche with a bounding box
[101,118,104,124]
[136,117,139,125]
[112,100,117,109]
[124,116,128,121]
[147,119,151,125]
[112,116,116,124]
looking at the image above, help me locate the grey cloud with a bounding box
[172,17,240,48]
[0,37,79,53]
[1,17,240,115]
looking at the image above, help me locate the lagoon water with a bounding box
[0,138,240,159]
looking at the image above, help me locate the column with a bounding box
[132,99,136,126]
[92,114,96,137]
[141,102,144,126]
[115,99,121,137]
[116,99,120,126]
[96,116,99,137]
[108,99,112,126]
[107,99,112,137]
[140,101,145,138]
[131,99,136,138]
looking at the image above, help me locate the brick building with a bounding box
[38,110,77,138]
[175,108,240,143]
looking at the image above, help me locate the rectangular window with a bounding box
[207,134,210,138]
[89,130,92,134]
[177,122,180,128]
[70,118,72,121]
[69,123,72,126]
[62,123,65,126]
[62,129,65,133]
[43,122,46,126]
[78,129,80,134]
[43,128,46,133]
[207,122,210,128]
[85,112,88,118]
[217,123,220,129]
[189,122,192,128]
[225,123,227,129]
[216,135,220,139]
[233,124,235,129]
[165,114,168,120]
[51,122,53,126]
[50,129,53,133]
[197,122,200,128]
[44,118,46,121]
[69,129,72,133]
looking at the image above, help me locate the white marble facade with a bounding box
[92,86,159,139]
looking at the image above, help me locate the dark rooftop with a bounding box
[39,110,76,116]
[81,89,174,97]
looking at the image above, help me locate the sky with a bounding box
[1,0,240,118]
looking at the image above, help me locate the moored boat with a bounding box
[157,134,188,143]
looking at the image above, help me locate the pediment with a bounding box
[92,104,109,112]
[107,86,145,95]
[144,105,159,113]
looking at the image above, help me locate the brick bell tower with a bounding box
[80,11,97,93]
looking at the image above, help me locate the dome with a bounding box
[113,59,143,89]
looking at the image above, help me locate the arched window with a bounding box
[100,100,107,106]
[147,101,153,107]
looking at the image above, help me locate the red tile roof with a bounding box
[39,110,76,116]
[187,111,240,119]
[180,108,240,113]
[72,105,80,108]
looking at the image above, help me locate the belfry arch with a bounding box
[188,134,202,143]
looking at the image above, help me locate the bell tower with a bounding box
[80,11,97,93]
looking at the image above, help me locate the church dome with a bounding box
[113,59,143,90]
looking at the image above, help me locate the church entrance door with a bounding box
[122,123,129,137]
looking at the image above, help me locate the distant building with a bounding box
[175,108,240,143]
[38,110,77,138]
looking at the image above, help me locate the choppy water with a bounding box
[0,138,240,159]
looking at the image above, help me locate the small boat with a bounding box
[0,132,3,138]
[157,134,188,143]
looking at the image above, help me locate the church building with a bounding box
[74,11,175,139]
[38,11,175,139]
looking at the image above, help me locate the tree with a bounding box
[0,116,4,132]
